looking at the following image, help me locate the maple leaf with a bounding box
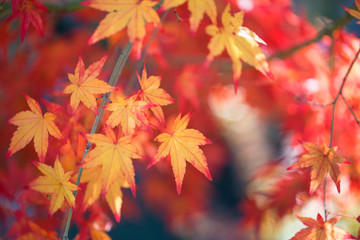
[63,55,115,114]
[79,167,102,211]
[205,4,271,93]
[82,0,160,58]
[105,94,155,135]
[343,1,360,24]
[7,0,48,42]
[83,127,141,196]
[136,66,175,126]
[290,213,355,240]
[16,220,60,240]
[79,167,129,222]
[147,113,212,194]
[162,0,217,33]
[29,158,78,216]
[7,94,63,162]
[287,142,349,196]
[105,175,129,222]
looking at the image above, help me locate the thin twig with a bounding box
[341,95,360,125]
[294,95,333,107]
[323,44,360,221]
[329,44,360,148]
[62,42,132,240]
[328,211,356,219]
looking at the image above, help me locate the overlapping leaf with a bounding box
[8,0,48,41]
[288,142,349,195]
[83,0,160,58]
[63,55,115,114]
[290,214,355,240]
[162,0,217,33]
[79,167,129,222]
[343,1,360,24]
[205,4,271,92]
[29,158,78,216]
[148,113,212,194]
[136,66,175,126]
[83,127,141,196]
[105,94,154,135]
[7,94,63,162]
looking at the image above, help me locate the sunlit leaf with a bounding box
[29,158,78,216]
[7,94,63,162]
[148,113,212,194]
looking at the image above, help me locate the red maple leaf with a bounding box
[8,0,48,41]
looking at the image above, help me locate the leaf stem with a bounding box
[62,42,132,240]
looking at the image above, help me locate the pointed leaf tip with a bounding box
[131,186,136,198]
[115,213,121,222]
[176,183,182,195]
[5,150,12,159]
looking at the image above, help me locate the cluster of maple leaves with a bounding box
[3,0,360,239]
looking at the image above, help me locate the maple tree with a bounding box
[3,0,360,239]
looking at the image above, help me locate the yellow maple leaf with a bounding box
[29,158,78,216]
[136,66,175,126]
[79,167,129,222]
[205,4,271,93]
[83,0,160,58]
[63,55,115,114]
[83,127,141,196]
[7,94,63,162]
[105,175,129,222]
[148,113,212,194]
[105,94,155,135]
[162,0,217,33]
[287,142,350,196]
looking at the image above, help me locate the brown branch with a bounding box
[320,44,360,222]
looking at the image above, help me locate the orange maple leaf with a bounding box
[205,4,271,93]
[147,113,212,194]
[7,94,63,162]
[136,66,175,126]
[17,220,60,240]
[29,158,78,216]
[63,55,115,114]
[82,0,160,58]
[105,94,155,135]
[79,167,129,222]
[83,127,142,196]
[162,0,217,33]
[290,214,355,240]
[288,142,349,196]
[343,1,360,24]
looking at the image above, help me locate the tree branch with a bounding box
[268,5,355,60]
[321,44,360,222]
[62,42,133,240]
